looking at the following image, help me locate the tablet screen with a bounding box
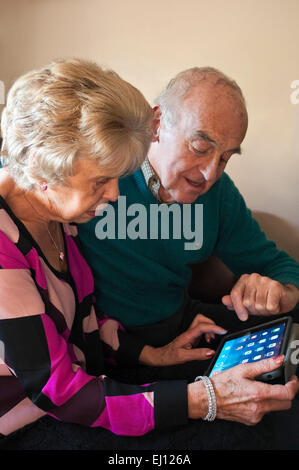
[208,320,287,378]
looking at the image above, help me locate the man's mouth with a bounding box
[185,177,205,189]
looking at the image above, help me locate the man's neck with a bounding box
[158,185,176,204]
[147,147,159,179]
[147,150,175,204]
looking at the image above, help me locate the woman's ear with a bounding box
[152,105,161,142]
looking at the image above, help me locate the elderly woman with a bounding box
[0,58,228,444]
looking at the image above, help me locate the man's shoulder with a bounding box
[217,172,235,189]
[213,172,242,198]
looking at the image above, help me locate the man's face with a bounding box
[150,83,248,204]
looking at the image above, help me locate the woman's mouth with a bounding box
[86,211,97,218]
[86,202,109,218]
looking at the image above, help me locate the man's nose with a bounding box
[200,156,219,182]
[104,178,119,202]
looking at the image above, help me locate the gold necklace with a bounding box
[23,193,65,262]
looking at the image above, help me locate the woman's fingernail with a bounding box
[274,354,284,364]
[206,350,215,357]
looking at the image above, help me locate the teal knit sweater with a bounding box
[78,171,299,327]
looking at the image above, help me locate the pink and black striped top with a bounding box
[0,195,187,436]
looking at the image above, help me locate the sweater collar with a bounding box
[140,158,162,203]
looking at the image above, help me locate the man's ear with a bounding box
[152,105,161,142]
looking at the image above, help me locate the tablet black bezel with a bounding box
[205,315,293,377]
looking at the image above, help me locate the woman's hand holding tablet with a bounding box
[188,354,299,425]
[207,355,299,425]
[187,317,299,425]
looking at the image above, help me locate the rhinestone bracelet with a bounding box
[194,375,217,422]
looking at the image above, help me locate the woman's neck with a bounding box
[0,169,55,226]
[0,169,67,273]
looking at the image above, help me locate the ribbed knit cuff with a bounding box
[153,380,188,428]
[115,329,147,366]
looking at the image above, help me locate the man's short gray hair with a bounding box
[155,66,246,128]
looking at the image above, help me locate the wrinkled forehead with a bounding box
[178,83,248,143]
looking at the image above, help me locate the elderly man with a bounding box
[78,68,299,428]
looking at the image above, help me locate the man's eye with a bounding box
[192,145,209,155]
[95,179,109,187]
[194,148,207,155]
[189,141,210,155]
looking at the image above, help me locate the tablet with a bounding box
[205,316,292,382]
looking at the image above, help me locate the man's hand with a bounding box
[222,273,299,321]
[188,356,299,424]
[139,314,227,367]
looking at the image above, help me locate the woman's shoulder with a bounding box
[0,170,27,247]
[0,168,14,200]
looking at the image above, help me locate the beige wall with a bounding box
[1,0,299,260]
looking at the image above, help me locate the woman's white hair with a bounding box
[0,58,153,189]
[155,66,246,128]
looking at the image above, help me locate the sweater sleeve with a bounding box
[0,246,188,436]
[214,174,299,287]
[96,311,147,366]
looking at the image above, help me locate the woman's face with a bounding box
[45,157,119,223]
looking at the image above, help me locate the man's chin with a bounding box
[168,182,210,204]
[172,191,204,204]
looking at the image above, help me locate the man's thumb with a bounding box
[222,295,234,310]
